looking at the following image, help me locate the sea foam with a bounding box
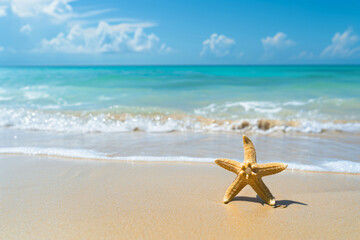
[0,107,359,134]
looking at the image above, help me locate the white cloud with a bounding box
[10,0,73,22]
[201,33,236,57]
[262,32,295,49]
[20,24,32,33]
[6,0,110,23]
[41,21,172,54]
[291,51,314,60]
[159,43,172,53]
[261,32,295,59]
[0,5,7,17]
[321,29,360,58]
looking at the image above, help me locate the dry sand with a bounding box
[1,155,359,239]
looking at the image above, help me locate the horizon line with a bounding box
[1,63,360,67]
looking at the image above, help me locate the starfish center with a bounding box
[245,167,252,175]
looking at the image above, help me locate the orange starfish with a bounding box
[215,135,287,205]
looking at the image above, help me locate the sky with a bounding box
[0,0,360,65]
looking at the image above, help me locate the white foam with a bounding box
[0,147,104,159]
[286,121,360,133]
[24,91,50,100]
[193,97,360,122]
[0,96,13,101]
[0,147,214,163]
[97,95,113,101]
[283,101,307,106]
[0,107,359,134]
[287,160,360,174]
[195,101,283,115]
[0,147,359,173]
[21,85,49,91]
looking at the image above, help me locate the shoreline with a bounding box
[1,152,360,176]
[1,155,359,239]
[0,153,360,176]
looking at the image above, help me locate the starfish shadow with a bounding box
[232,195,308,208]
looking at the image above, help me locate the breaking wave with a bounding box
[0,107,359,134]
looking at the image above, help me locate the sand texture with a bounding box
[1,155,360,239]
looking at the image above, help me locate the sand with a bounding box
[1,155,360,239]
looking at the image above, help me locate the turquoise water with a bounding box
[0,65,359,133]
[0,66,359,173]
[1,66,359,111]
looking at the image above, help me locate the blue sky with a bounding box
[0,0,360,65]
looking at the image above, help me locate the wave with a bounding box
[193,98,360,120]
[0,147,214,163]
[1,147,359,174]
[0,107,359,134]
[194,101,285,115]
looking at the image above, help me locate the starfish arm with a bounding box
[243,135,257,163]
[252,163,288,177]
[215,158,243,174]
[249,178,275,206]
[223,175,247,204]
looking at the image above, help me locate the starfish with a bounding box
[215,135,287,205]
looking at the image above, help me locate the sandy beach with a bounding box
[1,155,359,239]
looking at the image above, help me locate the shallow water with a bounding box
[0,66,359,173]
[1,129,359,173]
[0,66,359,133]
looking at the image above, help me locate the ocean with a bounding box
[0,65,359,173]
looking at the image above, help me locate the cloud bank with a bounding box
[1,0,111,23]
[10,0,73,22]
[41,21,171,54]
[321,29,360,58]
[0,0,172,55]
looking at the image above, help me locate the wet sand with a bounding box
[1,155,359,239]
